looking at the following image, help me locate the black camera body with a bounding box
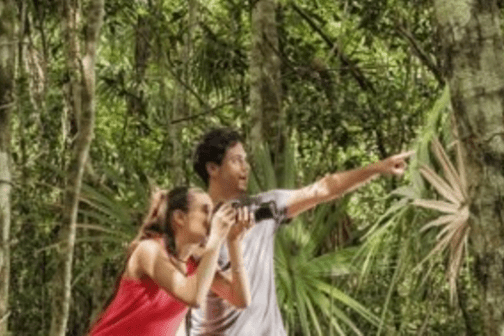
[229,196,279,222]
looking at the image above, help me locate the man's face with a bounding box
[213,142,249,193]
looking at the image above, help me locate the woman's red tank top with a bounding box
[89,258,197,336]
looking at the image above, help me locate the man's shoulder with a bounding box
[253,189,292,201]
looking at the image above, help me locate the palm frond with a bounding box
[412,199,459,214]
[412,136,469,304]
[418,164,462,205]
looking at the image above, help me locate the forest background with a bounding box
[1,0,503,335]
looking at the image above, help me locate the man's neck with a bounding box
[207,182,242,203]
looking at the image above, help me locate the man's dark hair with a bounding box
[193,128,243,186]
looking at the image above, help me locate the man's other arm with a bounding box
[285,151,414,218]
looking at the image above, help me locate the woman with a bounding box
[88,186,252,336]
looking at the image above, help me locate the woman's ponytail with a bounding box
[128,188,169,256]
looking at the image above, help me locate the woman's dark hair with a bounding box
[193,128,243,186]
[128,186,196,257]
[163,186,192,255]
[89,186,195,332]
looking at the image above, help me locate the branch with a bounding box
[291,3,376,93]
[0,40,20,46]
[0,179,13,186]
[395,24,445,85]
[0,102,15,111]
[171,98,239,124]
[82,0,105,96]
[162,50,210,110]
[0,311,10,326]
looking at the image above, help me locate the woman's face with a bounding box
[184,191,214,243]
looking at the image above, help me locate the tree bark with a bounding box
[433,1,504,334]
[170,0,197,184]
[249,0,285,169]
[127,0,150,119]
[0,1,17,334]
[49,0,104,335]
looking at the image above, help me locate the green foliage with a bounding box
[355,86,481,335]
[6,0,479,335]
[250,143,379,335]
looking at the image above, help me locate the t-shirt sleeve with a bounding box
[255,189,295,230]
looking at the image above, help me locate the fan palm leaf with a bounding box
[354,86,455,334]
[412,136,469,304]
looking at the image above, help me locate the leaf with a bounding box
[419,165,461,205]
[76,223,131,238]
[456,139,468,198]
[412,199,459,214]
[435,216,466,242]
[431,137,465,202]
[390,186,419,199]
[420,214,458,232]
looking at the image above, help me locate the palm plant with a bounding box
[72,179,146,287]
[249,140,380,335]
[356,86,474,335]
[412,135,469,304]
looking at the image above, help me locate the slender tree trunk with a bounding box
[17,0,31,194]
[434,1,504,334]
[249,0,285,170]
[0,1,17,334]
[128,0,150,119]
[49,0,104,335]
[171,0,197,184]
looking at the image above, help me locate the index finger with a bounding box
[394,150,415,160]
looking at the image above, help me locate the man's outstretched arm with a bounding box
[285,151,414,218]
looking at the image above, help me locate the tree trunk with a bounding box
[0,1,17,334]
[171,0,197,184]
[249,0,285,170]
[49,0,104,335]
[433,1,504,334]
[128,0,150,119]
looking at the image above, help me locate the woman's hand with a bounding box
[227,206,254,243]
[207,202,236,249]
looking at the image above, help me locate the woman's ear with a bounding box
[172,209,187,228]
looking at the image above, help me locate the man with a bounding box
[190,128,412,336]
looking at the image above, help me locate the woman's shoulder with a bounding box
[126,238,173,280]
[135,237,164,254]
[129,238,166,270]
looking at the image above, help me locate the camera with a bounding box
[229,196,279,222]
[213,196,281,223]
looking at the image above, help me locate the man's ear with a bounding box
[206,162,219,178]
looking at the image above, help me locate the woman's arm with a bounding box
[133,204,235,308]
[134,238,219,308]
[210,240,250,308]
[210,207,252,308]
